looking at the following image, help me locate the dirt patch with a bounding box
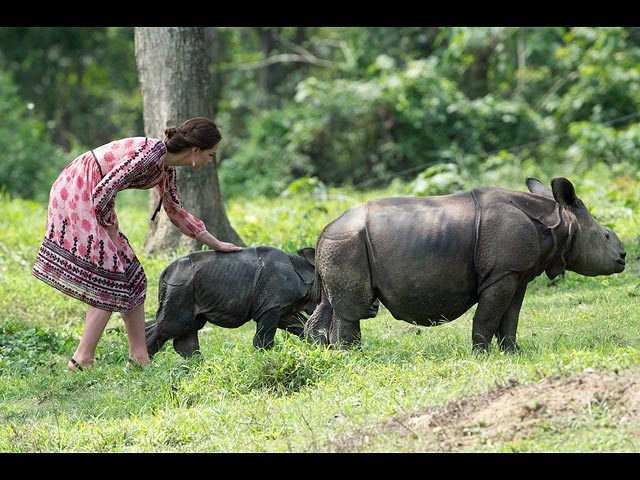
[336,368,640,452]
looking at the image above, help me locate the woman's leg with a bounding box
[121,303,150,365]
[68,305,112,371]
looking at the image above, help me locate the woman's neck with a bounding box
[164,149,190,167]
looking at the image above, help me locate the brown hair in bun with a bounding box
[164,117,222,153]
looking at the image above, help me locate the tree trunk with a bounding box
[134,27,243,255]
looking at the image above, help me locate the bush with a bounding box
[0,70,68,202]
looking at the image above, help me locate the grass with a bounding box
[1,172,640,453]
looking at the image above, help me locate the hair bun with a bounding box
[163,117,221,153]
[164,126,180,139]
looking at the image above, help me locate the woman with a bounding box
[32,117,243,372]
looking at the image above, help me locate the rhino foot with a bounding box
[304,328,330,346]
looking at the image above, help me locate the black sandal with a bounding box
[69,357,83,372]
[126,356,151,369]
[126,357,141,369]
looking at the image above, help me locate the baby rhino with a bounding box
[146,246,316,357]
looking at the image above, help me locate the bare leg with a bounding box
[121,303,151,366]
[68,306,112,371]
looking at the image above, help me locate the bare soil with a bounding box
[335,367,640,452]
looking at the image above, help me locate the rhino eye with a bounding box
[605,230,611,240]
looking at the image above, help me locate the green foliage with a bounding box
[0,319,75,376]
[218,27,640,198]
[4,27,640,202]
[565,121,640,168]
[219,109,314,198]
[180,340,338,396]
[553,28,640,130]
[0,71,69,201]
[406,163,469,196]
[0,27,141,149]
[220,49,562,197]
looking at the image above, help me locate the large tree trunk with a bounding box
[134,27,243,255]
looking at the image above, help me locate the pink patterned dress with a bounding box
[32,137,208,312]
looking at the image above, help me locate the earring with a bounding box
[192,156,196,167]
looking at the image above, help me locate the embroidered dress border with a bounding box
[32,237,146,312]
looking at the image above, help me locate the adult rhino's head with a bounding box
[526,177,626,277]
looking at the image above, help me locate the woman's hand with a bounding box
[197,231,243,252]
[214,240,243,252]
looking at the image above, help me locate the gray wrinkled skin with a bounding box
[304,178,626,352]
[146,246,316,357]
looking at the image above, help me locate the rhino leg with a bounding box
[278,313,306,339]
[495,283,528,352]
[329,299,376,347]
[304,297,362,348]
[254,309,280,349]
[330,316,362,349]
[329,299,376,348]
[316,231,376,323]
[304,296,334,345]
[148,276,198,356]
[472,274,520,352]
[172,315,207,358]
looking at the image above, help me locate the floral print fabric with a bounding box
[32,137,207,312]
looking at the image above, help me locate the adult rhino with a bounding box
[146,246,316,357]
[304,178,626,352]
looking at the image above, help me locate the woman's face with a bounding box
[192,144,219,172]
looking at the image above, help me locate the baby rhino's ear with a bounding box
[297,247,316,266]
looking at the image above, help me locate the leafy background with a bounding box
[1,27,640,452]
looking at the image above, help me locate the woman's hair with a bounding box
[163,117,222,153]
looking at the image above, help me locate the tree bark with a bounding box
[134,27,243,255]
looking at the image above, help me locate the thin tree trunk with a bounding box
[134,26,243,255]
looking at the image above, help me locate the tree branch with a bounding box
[234,53,335,71]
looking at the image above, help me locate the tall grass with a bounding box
[1,173,639,452]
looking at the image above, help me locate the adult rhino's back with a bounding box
[318,192,481,325]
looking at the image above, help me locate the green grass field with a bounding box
[1,175,639,452]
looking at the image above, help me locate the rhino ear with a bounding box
[291,248,315,285]
[297,247,315,267]
[526,177,553,198]
[551,177,585,208]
